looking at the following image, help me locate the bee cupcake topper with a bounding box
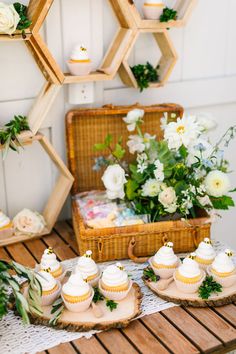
[84,250,92,258]
[47,247,54,255]
[225,249,233,257]
[80,46,87,52]
[164,242,174,248]
[116,262,124,271]
[188,252,196,260]
[203,238,212,245]
[42,267,51,273]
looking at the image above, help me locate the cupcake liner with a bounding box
[41,281,61,306]
[72,268,101,287]
[98,279,133,301]
[174,270,206,294]
[142,4,164,20]
[195,258,214,271]
[67,61,92,76]
[62,289,94,313]
[149,257,180,279]
[207,267,236,288]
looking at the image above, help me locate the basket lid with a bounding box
[66,103,183,194]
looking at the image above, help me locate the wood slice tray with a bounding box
[144,278,236,307]
[24,283,142,332]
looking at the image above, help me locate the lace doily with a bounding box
[0,240,234,354]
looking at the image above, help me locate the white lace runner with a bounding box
[0,240,234,354]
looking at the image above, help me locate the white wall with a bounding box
[1,0,236,247]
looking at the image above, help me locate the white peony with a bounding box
[141,179,161,197]
[204,170,230,197]
[187,139,214,166]
[123,109,144,131]
[0,3,20,35]
[13,209,46,235]
[159,187,177,207]
[102,164,127,200]
[164,115,201,150]
[196,113,217,132]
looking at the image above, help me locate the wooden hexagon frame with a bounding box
[25,0,137,84]
[123,0,197,30]
[0,133,74,247]
[119,29,178,89]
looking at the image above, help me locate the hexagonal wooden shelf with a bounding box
[25,0,136,84]
[119,29,178,89]
[123,0,197,29]
[0,133,74,247]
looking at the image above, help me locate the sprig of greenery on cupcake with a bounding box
[143,267,160,282]
[0,115,30,159]
[93,287,118,311]
[198,276,222,299]
[130,62,159,92]
[49,296,65,326]
[160,7,178,22]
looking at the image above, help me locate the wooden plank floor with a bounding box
[1,220,236,354]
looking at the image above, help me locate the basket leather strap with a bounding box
[98,238,104,262]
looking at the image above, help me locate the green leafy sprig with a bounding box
[0,115,30,160]
[93,287,104,303]
[13,3,32,38]
[94,133,126,165]
[160,7,178,22]
[143,267,160,282]
[106,299,118,311]
[0,259,42,324]
[198,276,222,299]
[130,62,159,92]
[49,296,65,326]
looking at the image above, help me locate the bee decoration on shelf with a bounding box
[80,46,87,52]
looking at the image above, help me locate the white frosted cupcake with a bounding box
[142,0,164,20]
[99,263,132,301]
[0,211,14,240]
[67,44,92,76]
[195,238,216,269]
[208,249,236,288]
[62,273,93,312]
[174,253,205,294]
[36,270,61,306]
[75,250,100,286]
[149,242,179,279]
[40,248,65,282]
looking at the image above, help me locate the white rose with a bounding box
[13,208,46,235]
[123,109,144,131]
[165,203,178,213]
[0,3,20,35]
[204,170,230,197]
[159,187,177,206]
[102,164,127,200]
[196,113,217,132]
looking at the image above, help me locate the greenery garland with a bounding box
[130,62,159,92]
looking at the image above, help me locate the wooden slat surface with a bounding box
[1,220,236,354]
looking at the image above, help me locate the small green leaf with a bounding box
[94,143,107,151]
[105,133,112,146]
[210,195,235,210]
[126,179,139,200]
[113,143,125,160]
[106,299,118,312]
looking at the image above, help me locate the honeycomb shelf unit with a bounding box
[0,133,74,247]
[124,0,197,30]
[119,28,178,89]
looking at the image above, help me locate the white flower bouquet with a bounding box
[94,109,236,223]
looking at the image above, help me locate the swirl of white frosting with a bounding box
[102,264,128,287]
[62,273,90,297]
[40,248,60,272]
[70,44,90,61]
[145,0,164,4]
[36,270,57,292]
[153,242,178,266]
[195,238,216,260]
[178,257,201,278]
[0,211,11,228]
[75,250,99,278]
[212,251,235,274]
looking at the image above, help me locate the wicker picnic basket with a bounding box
[66,103,211,262]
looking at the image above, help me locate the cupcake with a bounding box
[67,44,92,76]
[62,273,94,312]
[36,269,61,306]
[0,211,14,240]
[149,242,179,279]
[99,263,132,301]
[195,238,216,269]
[208,249,236,287]
[174,253,205,293]
[40,248,65,282]
[75,250,100,286]
[142,0,164,20]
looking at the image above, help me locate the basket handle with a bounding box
[128,237,149,263]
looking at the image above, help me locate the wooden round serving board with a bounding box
[24,283,142,332]
[144,279,236,307]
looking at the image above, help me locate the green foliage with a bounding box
[198,276,222,299]
[160,7,178,22]
[129,164,146,184]
[113,143,125,160]
[49,297,65,326]
[94,134,125,163]
[143,267,160,282]
[126,179,139,200]
[106,299,118,312]
[210,195,235,210]
[0,260,42,324]
[130,62,159,92]
[13,2,32,37]
[0,115,30,160]
[92,287,104,303]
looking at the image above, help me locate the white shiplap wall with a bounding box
[1,0,236,246]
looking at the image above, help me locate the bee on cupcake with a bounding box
[74,250,100,286]
[39,247,66,282]
[208,249,236,288]
[149,241,179,279]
